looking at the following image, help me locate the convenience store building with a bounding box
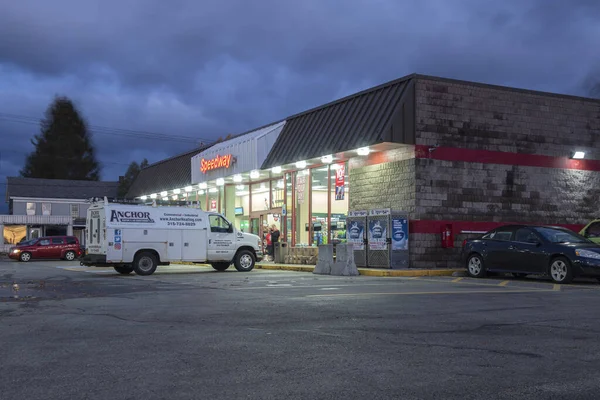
[127,74,600,268]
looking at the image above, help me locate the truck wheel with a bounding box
[133,252,158,276]
[211,263,230,272]
[114,266,134,275]
[234,250,255,272]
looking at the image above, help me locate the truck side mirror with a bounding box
[228,225,234,233]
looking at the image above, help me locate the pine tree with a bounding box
[20,96,100,180]
[117,158,149,198]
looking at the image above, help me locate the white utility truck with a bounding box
[80,198,263,276]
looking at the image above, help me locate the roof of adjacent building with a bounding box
[126,145,211,198]
[5,177,119,200]
[261,74,416,168]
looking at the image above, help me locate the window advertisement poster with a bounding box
[368,219,387,250]
[335,163,345,200]
[348,220,365,250]
[391,218,408,250]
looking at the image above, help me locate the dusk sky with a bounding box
[1,0,599,212]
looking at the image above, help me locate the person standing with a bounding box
[269,224,280,262]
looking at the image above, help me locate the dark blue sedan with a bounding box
[462,225,600,284]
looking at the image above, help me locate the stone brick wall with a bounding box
[410,78,600,269]
[348,147,416,212]
[415,78,600,158]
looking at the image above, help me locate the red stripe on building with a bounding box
[410,220,585,235]
[414,145,600,172]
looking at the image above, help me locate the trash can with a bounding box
[274,242,288,263]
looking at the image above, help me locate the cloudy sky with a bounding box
[1,0,599,212]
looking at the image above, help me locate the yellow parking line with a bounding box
[451,277,464,283]
[498,280,510,287]
[307,289,557,298]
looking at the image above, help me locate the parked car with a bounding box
[580,219,600,244]
[8,236,83,262]
[462,225,600,284]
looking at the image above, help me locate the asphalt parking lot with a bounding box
[2,258,600,399]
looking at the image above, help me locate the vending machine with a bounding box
[347,210,368,267]
[366,209,410,269]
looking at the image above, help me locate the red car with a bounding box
[8,236,82,262]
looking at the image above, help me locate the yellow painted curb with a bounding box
[171,261,461,277]
[357,268,461,277]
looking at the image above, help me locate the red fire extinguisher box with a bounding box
[441,224,454,248]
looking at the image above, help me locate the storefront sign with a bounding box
[348,220,365,250]
[391,218,408,250]
[335,163,345,200]
[368,220,388,250]
[200,154,234,174]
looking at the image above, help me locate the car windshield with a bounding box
[18,239,36,246]
[534,227,590,244]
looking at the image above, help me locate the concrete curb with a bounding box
[170,261,462,277]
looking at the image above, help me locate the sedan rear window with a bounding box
[534,227,589,244]
[482,230,513,241]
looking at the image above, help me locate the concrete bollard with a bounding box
[313,244,332,275]
[330,243,359,276]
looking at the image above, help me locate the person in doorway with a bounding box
[269,224,280,262]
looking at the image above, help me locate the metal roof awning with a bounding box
[261,76,416,169]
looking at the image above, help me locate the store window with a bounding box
[193,190,207,211]
[285,173,293,243]
[311,166,329,245]
[251,182,270,212]
[330,162,349,244]
[271,178,285,209]
[295,169,310,246]
[208,187,219,212]
[231,184,250,232]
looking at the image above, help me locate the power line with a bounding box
[0,112,217,144]
[1,150,132,167]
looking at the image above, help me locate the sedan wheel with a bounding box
[466,254,485,278]
[549,257,573,284]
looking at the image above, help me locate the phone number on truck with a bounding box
[166,222,197,227]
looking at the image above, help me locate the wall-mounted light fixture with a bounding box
[296,160,307,169]
[173,188,181,194]
[185,186,193,192]
[356,147,370,156]
[150,193,157,199]
[321,155,333,164]
[199,182,208,190]
[571,151,585,159]
[233,174,243,182]
[250,170,260,179]
[160,191,168,197]
[216,178,225,186]
[272,166,282,174]
[140,196,147,201]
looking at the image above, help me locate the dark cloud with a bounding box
[1,0,599,212]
